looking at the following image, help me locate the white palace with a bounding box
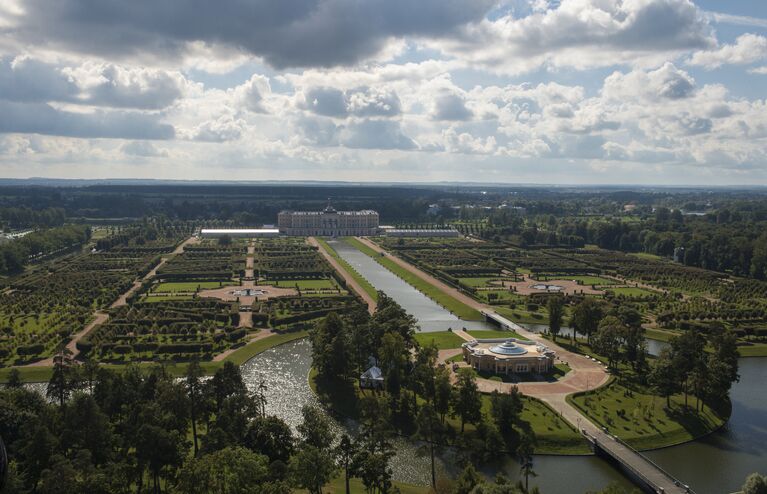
[277,201,379,236]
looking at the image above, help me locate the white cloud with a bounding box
[186,115,245,142]
[121,140,169,157]
[432,92,473,121]
[688,34,767,69]
[340,119,416,150]
[433,0,715,74]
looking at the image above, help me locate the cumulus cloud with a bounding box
[432,93,473,121]
[300,87,349,117]
[0,100,174,139]
[234,74,271,113]
[62,62,188,109]
[347,88,401,117]
[435,0,714,74]
[0,56,187,109]
[298,86,402,118]
[9,0,494,68]
[688,33,767,69]
[340,119,416,150]
[121,140,169,157]
[187,115,245,142]
[602,62,696,101]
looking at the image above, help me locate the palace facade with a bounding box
[277,203,379,236]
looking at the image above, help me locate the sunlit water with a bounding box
[329,239,495,332]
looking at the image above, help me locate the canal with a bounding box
[327,239,494,332]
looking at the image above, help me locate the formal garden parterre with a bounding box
[374,237,767,355]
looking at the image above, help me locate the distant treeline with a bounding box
[1,207,66,229]
[0,224,90,275]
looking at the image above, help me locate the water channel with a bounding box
[328,240,494,332]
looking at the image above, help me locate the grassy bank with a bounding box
[316,238,379,302]
[345,238,482,321]
[0,330,309,383]
[413,331,465,349]
[568,379,728,451]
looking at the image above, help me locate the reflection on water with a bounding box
[241,338,635,492]
[240,338,440,485]
[329,240,495,332]
[645,358,767,494]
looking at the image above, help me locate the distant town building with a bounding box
[462,338,555,375]
[277,200,379,236]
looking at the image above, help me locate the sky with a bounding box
[0,0,766,185]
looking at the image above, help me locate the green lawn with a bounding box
[482,395,591,455]
[152,281,234,293]
[644,328,677,343]
[630,252,665,261]
[316,238,379,302]
[606,286,657,297]
[413,331,465,349]
[569,379,727,450]
[734,343,767,357]
[458,276,518,288]
[142,293,194,303]
[270,278,338,290]
[494,306,548,325]
[567,275,617,286]
[310,367,590,455]
[345,238,482,320]
[466,329,524,339]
